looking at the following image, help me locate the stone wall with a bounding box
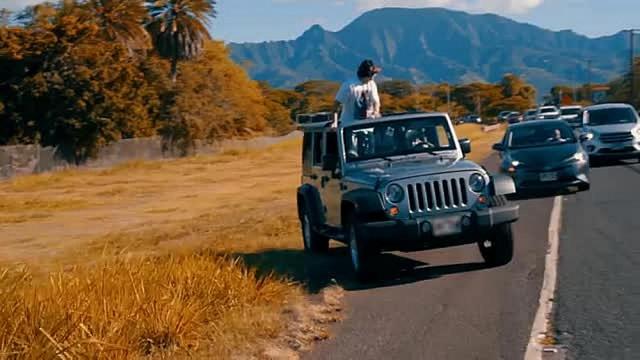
[0,131,301,180]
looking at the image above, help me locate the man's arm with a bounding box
[372,81,381,118]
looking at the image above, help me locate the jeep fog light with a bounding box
[385,184,404,203]
[469,173,486,193]
[388,206,400,217]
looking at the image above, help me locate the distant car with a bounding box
[560,105,582,127]
[524,109,537,121]
[493,120,590,197]
[498,111,514,122]
[506,112,523,124]
[460,114,482,124]
[536,106,561,120]
[577,103,640,163]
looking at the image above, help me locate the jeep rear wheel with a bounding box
[300,208,329,253]
[478,223,514,266]
[346,213,376,281]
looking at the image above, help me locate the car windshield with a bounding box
[587,107,637,126]
[561,107,581,115]
[343,116,456,162]
[508,123,576,148]
[526,110,536,115]
[540,107,557,114]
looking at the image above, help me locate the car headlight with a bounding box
[573,152,586,162]
[385,184,404,203]
[634,127,640,137]
[511,160,520,167]
[469,173,486,193]
[580,132,595,142]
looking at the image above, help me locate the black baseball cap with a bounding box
[357,59,382,78]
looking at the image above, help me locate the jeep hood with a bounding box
[345,157,482,187]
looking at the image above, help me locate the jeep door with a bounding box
[320,131,342,227]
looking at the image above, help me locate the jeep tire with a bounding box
[346,213,376,281]
[300,206,329,253]
[478,223,514,266]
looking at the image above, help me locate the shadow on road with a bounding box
[236,246,490,293]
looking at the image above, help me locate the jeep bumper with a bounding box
[357,204,519,251]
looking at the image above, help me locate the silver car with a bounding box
[578,103,640,162]
[536,105,561,120]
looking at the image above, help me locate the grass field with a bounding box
[0,124,504,359]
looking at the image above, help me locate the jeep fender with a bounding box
[490,174,516,196]
[341,189,385,223]
[297,184,325,226]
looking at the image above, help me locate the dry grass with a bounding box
[0,254,297,359]
[0,126,503,359]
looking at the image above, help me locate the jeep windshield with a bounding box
[343,116,456,162]
[586,107,637,126]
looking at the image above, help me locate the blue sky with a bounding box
[209,0,640,43]
[1,0,638,43]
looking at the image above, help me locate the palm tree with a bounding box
[84,0,150,53]
[145,0,216,82]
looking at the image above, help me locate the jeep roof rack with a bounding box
[295,112,336,125]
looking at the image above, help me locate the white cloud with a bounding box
[355,0,544,14]
[0,0,43,11]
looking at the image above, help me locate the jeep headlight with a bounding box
[469,173,486,193]
[385,184,404,203]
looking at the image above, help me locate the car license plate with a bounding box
[432,216,462,237]
[539,172,558,182]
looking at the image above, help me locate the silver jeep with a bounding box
[296,112,520,280]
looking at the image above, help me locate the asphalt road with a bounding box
[554,160,640,360]
[306,155,554,360]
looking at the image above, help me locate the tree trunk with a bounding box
[170,56,178,83]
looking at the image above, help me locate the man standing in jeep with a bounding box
[334,60,382,126]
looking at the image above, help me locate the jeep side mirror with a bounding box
[459,138,471,155]
[322,154,339,171]
[492,143,505,151]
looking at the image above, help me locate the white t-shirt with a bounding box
[335,78,381,125]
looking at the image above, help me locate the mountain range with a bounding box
[228,7,631,94]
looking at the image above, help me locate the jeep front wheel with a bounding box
[346,213,376,281]
[300,208,329,253]
[478,223,514,266]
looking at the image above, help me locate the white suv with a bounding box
[578,103,640,162]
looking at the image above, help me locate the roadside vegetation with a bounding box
[0,124,503,359]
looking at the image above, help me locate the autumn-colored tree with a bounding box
[379,80,415,98]
[146,0,216,82]
[293,80,340,114]
[0,1,155,161]
[155,41,268,153]
[84,0,150,52]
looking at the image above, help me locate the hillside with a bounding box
[229,7,629,93]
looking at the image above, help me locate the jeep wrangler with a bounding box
[296,112,519,280]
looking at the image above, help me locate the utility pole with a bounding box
[587,59,592,103]
[628,29,640,105]
[631,30,635,104]
[446,84,451,114]
[559,89,563,106]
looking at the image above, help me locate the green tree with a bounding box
[146,0,216,82]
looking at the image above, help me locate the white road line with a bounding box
[524,196,563,360]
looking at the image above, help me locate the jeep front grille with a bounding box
[600,132,634,144]
[406,178,469,213]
